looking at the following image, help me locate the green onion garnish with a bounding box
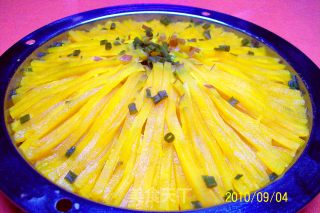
[100,40,107,45]
[142,25,153,38]
[191,201,202,209]
[105,42,112,50]
[152,94,162,104]
[202,175,217,188]
[113,40,121,46]
[128,103,138,115]
[65,146,76,158]
[24,67,32,72]
[269,172,278,182]
[194,20,203,26]
[145,28,153,38]
[158,90,168,99]
[146,88,152,98]
[37,52,46,58]
[160,16,172,26]
[248,51,254,55]
[250,39,260,48]
[51,41,63,47]
[119,50,126,55]
[164,132,175,143]
[241,38,260,47]
[234,174,243,180]
[110,23,116,30]
[187,38,197,42]
[72,50,81,56]
[10,88,17,97]
[214,45,230,52]
[288,74,299,90]
[64,171,78,184]
[204,84,214,89]
[228,97,239,106]
[203,30,211,40]
[241,38,250,46]
[20,114,30,124]
[202,23,211,30]
[133,37,143,49]
[142,24,152,31]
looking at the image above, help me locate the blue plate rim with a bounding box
[0,4,319,213]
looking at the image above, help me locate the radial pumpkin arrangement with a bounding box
[8,17,309,211]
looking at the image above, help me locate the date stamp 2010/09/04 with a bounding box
[225,191,288,203]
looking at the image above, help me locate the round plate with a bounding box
[0,4,319,213]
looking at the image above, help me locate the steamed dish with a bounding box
[8,17,309,210]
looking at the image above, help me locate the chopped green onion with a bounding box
[160,16,172,26]
[72,50,81,56]
[51,41,63,47]
[202,23,211,29]
[288,74,299,90]
[158,90,168,99]
[241,38,260,47]
[241,38,250,46]
[110,23,116,30]
[164,132,175,143]
[133,37,143,49]
[24,67,32,72]
[113,40,121,46]
[20,114,30,124]
[145,28,153,38]
[203,30,211,40]
[187,38,197,42]
[100,40,107,45]
[65,146,76,157]
[105,42,112,50]
[194,20,203,26]
[210,63,216,71]
[248,51,254,55]
[152,94,162,104]
[204,84,214,89]
[132,36,175,67]
[119,50,126,55]
[146,88,152,98]
[214,45,230,52]
[64,171,78,184]
[234,174,243,180]
[191,201,202,209]
[37,52,46,58]
[269,172,278,182]
[202,175,217,188]
[10,88,17,97]
[128,103,138,115]
[228,97,239,106]
[250,39,260,48]
[142,24,152,31]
